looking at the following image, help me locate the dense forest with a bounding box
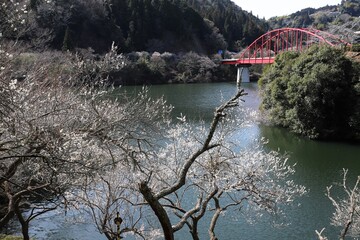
[182,0,268,50]
[1,0,268,54]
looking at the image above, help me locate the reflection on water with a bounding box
[10,82,360,239]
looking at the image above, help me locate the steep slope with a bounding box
[268,0,360,43]
[36,0,219,53]
[183,0,269,49]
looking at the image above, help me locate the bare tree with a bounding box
[317,169,360,240]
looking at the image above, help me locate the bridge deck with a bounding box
[221,58,275,65]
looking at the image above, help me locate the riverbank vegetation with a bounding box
[1,43,236,85]
[0,235,24,240]
[259,45,360,141]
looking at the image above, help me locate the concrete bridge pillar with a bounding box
[236,65,251,86]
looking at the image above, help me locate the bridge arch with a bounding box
[223,28,351,65]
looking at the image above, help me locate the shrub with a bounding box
[352,44,360,52]
[259,45,360,141]
[176,52,216,83]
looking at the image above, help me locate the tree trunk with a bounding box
[20,221,30,240]
[14,201,30,240]
[340,220,352,240]
[209,208,221,240]
[209,196,222,240]
[190,219,200,240]
[0,206,15,228]
[139,181,174,240]
[0,183,17,228]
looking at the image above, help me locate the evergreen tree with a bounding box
[259,46,360,141]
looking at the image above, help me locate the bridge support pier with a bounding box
[236,65,251,86]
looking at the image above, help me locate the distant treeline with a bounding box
[8,47,236,85]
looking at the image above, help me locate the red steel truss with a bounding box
[222,28,351,65]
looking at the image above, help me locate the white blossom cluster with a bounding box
[1,0,29,33]
[0,0,53,38]
[73,42,129,83]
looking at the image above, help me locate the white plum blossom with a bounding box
[317,169,360,240]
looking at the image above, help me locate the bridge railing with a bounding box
[223,28,351,65]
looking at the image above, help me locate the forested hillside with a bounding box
[268,0,360,43]
[182,0,269,50]
[1,0,267,54]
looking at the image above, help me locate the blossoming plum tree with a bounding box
[67,88,307,239]
[1,2,306,239]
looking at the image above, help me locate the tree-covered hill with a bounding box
[181,0,269,50]
[1,0,268,54]
[268,0,360,43]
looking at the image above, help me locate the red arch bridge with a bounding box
[221,27,351,83]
